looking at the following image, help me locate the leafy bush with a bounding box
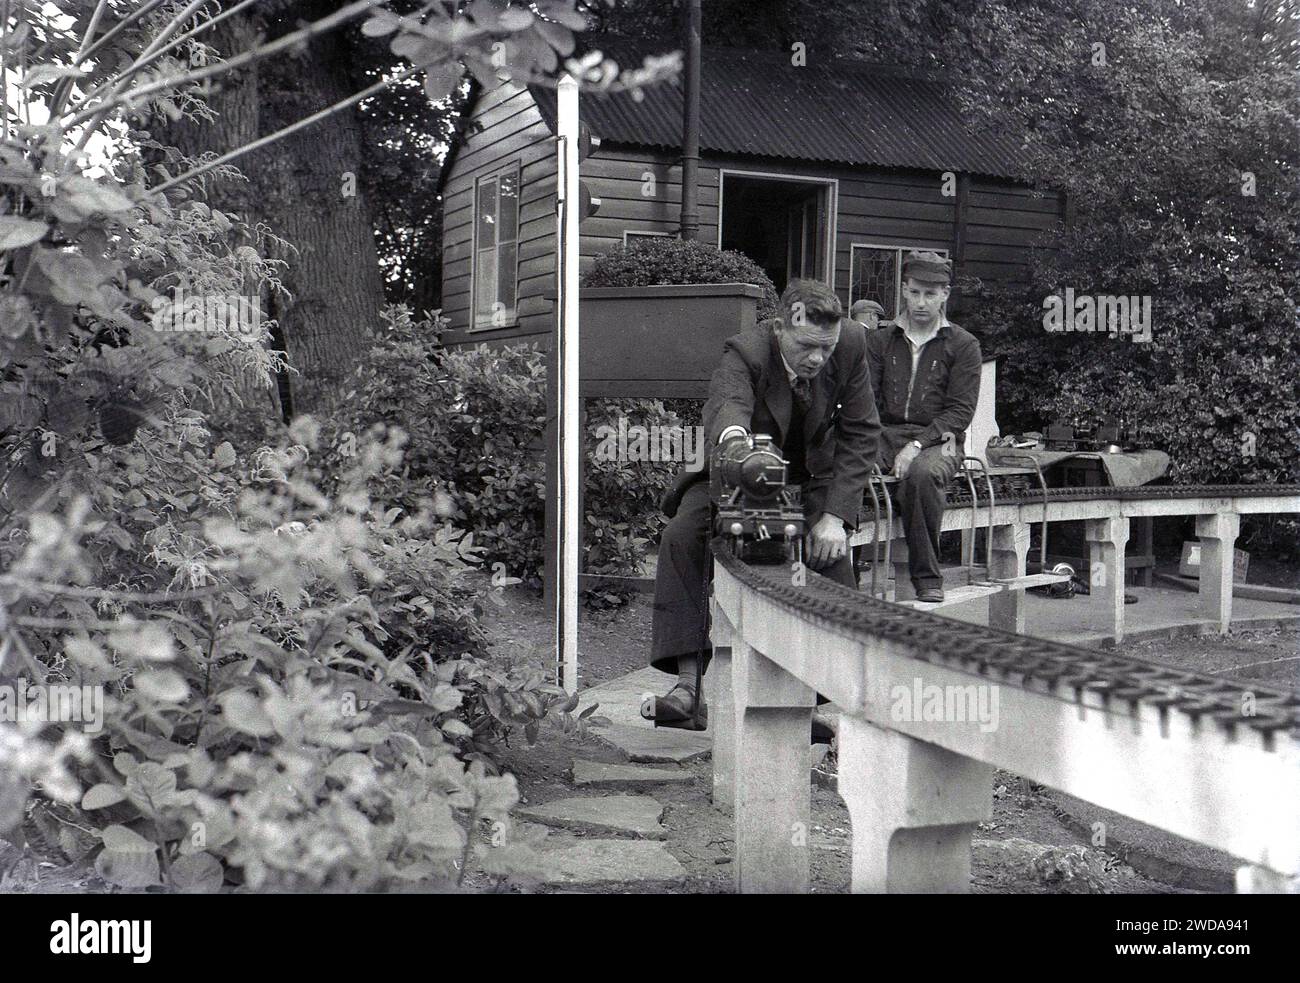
[332,308,683,594]
[582,237,780,320]
[0,49,556,893]
[1,402,567,890]
[583,397,684,599]
[329,308,545,584]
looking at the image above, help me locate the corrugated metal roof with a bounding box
[529,45,1028,180]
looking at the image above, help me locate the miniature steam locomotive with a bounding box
[1045,413,1146,452]
[710,433,806,564]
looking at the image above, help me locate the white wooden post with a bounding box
[554,74,581,692]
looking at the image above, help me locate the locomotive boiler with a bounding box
[710,433,806,565]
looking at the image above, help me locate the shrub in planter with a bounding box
[582,237,780,320]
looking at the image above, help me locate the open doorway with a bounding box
[720,172,834,295]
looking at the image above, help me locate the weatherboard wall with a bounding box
[439,85,1061,350]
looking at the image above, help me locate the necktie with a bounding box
[792,376,813,413]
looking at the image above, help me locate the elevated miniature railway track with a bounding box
[708,482,1300,893]
[858,481,1300,520]
[848,480,1300,631]
[714,546,1300,743]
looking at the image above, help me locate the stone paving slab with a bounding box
[571,759,695,788]
[519,795,666,839]
[579,665,715,763]
[538,838,687,886]
[590,722,712,763]
[578,666,678,729]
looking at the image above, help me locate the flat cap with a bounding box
[901,250,952,285]
[850,299,886,317]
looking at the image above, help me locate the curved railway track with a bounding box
[863,481,1300,512]
[714,482,1300,746]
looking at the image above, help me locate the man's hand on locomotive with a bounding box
[805,512,847,569]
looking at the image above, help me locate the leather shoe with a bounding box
[916,587,945,603]
[641,685,708,731]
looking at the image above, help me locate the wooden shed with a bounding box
[437,44,1062,348]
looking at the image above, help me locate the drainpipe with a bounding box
[680,0,701,241]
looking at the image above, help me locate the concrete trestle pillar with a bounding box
[707,645,735,814]
[731,641,815,893]
[988,521,1030,634]
[707,595,735,814]
[1085,514,1129,643]
[836,715,994,893]
[1195,512,1240,633]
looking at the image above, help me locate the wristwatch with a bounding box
[908,439,923,451]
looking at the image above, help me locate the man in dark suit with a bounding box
[866,252,982,603]
[645,279,881,729]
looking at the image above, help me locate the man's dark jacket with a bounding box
[662,318,881,524]
[865,319,982,451]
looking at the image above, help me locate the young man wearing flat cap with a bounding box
[865,251,982,603]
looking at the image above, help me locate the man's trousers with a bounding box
[878,428,962,591]
[649,480,856,676]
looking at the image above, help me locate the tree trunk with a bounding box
[153,2,385,417]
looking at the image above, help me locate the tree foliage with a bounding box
[917,1,1300,492]
[1,0,674,891]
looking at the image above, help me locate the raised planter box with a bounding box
[547,283,764,398]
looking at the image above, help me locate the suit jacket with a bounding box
[662,317,881,524]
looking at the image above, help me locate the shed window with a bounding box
[849,244,949,320]
[473,163,520,328]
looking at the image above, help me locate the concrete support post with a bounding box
[891,539,913,602]
[836,716,993,893]
[732,641,815,893]
[1196,512,1240,633]
[988,522,1030,634]
[1085,515,1129,644]
[1235,864,1296,894]
[707,601,735,815]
